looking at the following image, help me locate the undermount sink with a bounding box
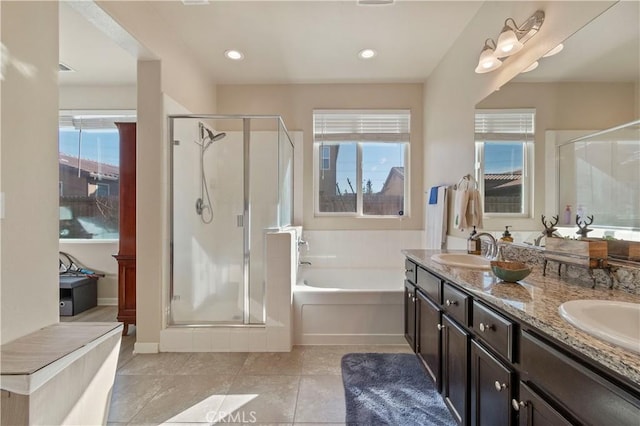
[559,300,640,354]
[430,253,491,270]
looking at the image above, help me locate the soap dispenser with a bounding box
[467,226,481,255]
[500,226,513,243]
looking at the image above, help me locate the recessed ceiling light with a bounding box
[358,49,377,59]
[521,61,539,73]
[358,0,394,5]
[542,43,564,58]
[181,0,209,5]
[224,50,244,61]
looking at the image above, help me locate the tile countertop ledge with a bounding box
[402,249,640,388]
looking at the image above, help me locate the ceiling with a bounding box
[59,0,483,86]
[59,2,137,86]
[60,1,639,87]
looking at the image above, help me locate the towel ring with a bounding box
[454,174,477,190]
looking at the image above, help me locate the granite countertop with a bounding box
[402,249,640,387]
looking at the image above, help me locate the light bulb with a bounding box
[495,28,523,58]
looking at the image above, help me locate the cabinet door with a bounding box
[404,280,416,351]
[514,382,573,426]
[470,340,515,426]
[416,289,442,391]
[442,314,470,425]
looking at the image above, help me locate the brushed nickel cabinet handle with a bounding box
[511,399,526,411]
[479,322,494,332]
[437,324,445,331]
[445,299,458,306]
[494,381,507,392]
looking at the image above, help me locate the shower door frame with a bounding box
[167,114,291,327]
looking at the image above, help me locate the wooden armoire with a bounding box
[113,122,136,335]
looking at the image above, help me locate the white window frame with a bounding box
[313,109,411,218]
[474,109,535,219]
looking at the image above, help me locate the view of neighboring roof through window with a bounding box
[58,112,136,240]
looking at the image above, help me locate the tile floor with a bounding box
[67,307,412,425]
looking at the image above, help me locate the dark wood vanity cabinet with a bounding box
[470,340,515,426]
[416,289,442,390]
[513,382,573,426]
[442,314,470,425]
[402,257,640,426]
[404,280,417,351]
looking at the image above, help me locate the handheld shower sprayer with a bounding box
[195,122,226,224]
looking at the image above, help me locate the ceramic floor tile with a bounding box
[177,352,249,376]
[214,375,300,423]
[294,375,346,424]
[239,348,304,375]
[108,375,169,422]
[129,374,235,424]
[301,350,344,375]
[117,352,194,375]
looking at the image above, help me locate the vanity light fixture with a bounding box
[474,39,502,74]
[224,49,244,61]
[475,10,545,74]
[358,48,377,59]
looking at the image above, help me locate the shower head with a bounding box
[205,128,226,142]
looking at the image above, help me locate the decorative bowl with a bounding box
[490,261,532,283]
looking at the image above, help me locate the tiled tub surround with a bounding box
[403,249,640,387]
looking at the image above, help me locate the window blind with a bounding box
[475,109,535,141]
[59,115,136,130]
[314,109,410,142]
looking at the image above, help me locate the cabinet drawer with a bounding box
[417,267,441,304]
[405,259,417,284]
[520,330,640,425]
[442,282,470,326]
[473,301,515,362]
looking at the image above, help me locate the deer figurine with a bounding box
[576,215,594,238]
[541,214,559,237]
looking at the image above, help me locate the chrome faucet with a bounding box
[472,232,498,260]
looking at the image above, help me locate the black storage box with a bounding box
[59,275,98,316]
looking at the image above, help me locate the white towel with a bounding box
[454,188,470,231]
[467,189,483,229]
[426,186,448,249]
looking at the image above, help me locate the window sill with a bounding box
[59,239,119,244]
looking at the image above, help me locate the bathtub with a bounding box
[293,267,405,345]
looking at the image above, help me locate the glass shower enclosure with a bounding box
[168,115,294,325]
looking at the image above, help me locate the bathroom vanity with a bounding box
[403,249,640,426]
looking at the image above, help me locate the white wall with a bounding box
[1,1,60,344]
[423,1,616,241]
[60,85,136,110]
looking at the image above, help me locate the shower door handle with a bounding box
[237,215,244,227]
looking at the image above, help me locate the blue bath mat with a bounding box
[341,353,455,426]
